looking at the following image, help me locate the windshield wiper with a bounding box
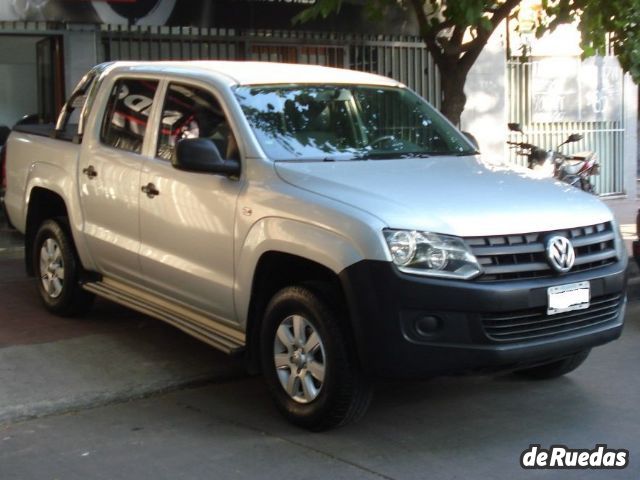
[276,157,353,163]
[452,150,479,156]
[352,151,432,160]
[413,150,478,157]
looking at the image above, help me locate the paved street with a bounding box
[0,301,638,479]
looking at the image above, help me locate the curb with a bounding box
[0,248,24,261]
[0,373,246,427]
[0,326,249,427]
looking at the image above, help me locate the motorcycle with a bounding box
[507,123,599,194]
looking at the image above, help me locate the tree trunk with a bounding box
[438,69,468,127]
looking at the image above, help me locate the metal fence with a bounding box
[1,22,627,195]
[99,25,441,108]
[507,58,625,195]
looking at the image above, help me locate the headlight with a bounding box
[383,229,482,279]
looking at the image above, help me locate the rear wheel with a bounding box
[581,178,596,194]
[260,285,372,431]
[562,174,581,189]
[514,349,590,380]
[33,219,94,316]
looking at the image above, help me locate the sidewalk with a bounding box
[603,195,639,278]
[0,207,23,259]
[0,257,246,425]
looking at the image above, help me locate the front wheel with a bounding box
[260,285,372,431]
[33,219,94,316]
[514,349,590,380]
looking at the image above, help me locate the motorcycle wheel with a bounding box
[581,178,597,194]
[561,174,581,189]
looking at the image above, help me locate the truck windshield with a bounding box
[235,84,476,161]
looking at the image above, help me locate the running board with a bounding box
[82,278,245,355]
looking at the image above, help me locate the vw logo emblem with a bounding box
[546,236,575,273]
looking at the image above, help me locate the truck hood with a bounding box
[274,156,614,237]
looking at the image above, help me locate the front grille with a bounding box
[466,222,617,281]
[481,294,622,342]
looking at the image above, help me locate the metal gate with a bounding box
[507,57,625,195]
[99,25,441,108]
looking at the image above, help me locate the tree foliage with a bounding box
[294,0,640,125]
[541,0,640,81]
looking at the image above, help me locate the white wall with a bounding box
[460,27,507,165]
[63,29,99,97]
[462,23,637,198]
[623,74,638,198]
[0,30,98,128]
[0,36,41,127]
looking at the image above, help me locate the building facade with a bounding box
[0,0,636,197]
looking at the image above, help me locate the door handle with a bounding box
[82,165,97,179]
[141,182,160,198]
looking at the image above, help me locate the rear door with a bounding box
[137,80,242,323]
[79,76,160,283]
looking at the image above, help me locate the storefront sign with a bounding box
[0,0,316,24]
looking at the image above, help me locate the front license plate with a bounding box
[547,282,590,315]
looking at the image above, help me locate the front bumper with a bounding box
[339,259,627,378]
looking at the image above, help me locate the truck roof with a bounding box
[106,61,402,87]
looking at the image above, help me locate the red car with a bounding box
[0,125,9,191]
[1,137,7,204]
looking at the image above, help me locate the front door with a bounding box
[138,81,241,323]
[80,77,160,283]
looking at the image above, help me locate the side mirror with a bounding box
[174,138,240,176]
[567,133,583,143]
[462,131,480,151]
[508,122,523,133]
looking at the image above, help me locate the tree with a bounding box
[294,0,640,126]
[541,0,640,81]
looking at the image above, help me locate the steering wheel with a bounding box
[369,135,396,148]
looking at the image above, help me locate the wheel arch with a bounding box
[244,250,354,375]
[24,187,70,276]
[236,217,374,373]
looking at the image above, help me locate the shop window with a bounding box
[101,78,159,154]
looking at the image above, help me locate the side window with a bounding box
[157,83,239,163]
[101,78,159,154]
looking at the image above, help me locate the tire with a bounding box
[259,285,372,431]
[514,349,590,380]
[33,218,94,316]
[581,178,596,194]
[562,174,581,189]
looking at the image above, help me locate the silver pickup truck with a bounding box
[4,61,628,430]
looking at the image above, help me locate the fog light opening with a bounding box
[414,315,441,336]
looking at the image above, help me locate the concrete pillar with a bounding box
[623,74,638,198]
[460,27,507,165]
[63,26,99,96]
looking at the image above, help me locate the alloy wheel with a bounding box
[39,238,65,298]
[273,314,326,403]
